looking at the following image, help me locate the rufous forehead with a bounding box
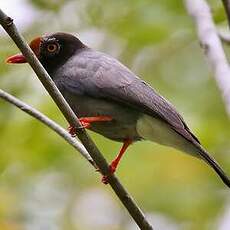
[29,37,42,56]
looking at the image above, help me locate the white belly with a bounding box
[136,115,199,157]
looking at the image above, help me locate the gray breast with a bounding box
[60,88,142,142]
[52,49,142,142]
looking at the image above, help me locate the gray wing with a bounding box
[62,50,200,144]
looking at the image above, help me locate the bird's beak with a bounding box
[6,53,27,64]
[6,36,42,64]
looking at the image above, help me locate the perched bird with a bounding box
[6,32,230,186]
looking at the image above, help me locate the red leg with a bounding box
[68,115,112,137]
[102,139,132,184]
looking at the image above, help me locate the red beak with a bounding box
[6,36,42,64]
[6,53,27,64]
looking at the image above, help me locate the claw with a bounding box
[101,164,116,184]
[79,118,91,129]
[101,175,109,184]
[68,126,77,137]
[67,118,92,137]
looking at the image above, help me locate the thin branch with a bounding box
[0,9,153,230]
[185,0,230,117]
[0,88,97,168]
[218,29,230,45]
[221,0,230,29]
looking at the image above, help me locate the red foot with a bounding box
[101,163,116,184]
[101,176,109,184]
[101,139,132,185]
[68,115,112,137]
[68,126,77,137]
[79,118,91,128]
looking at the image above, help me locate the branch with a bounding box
[185,0,230,117]
[0,9,153,230]
[0,88,97,168]
[218,29,230,45]
[221,0,230,29]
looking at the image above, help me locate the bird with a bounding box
[6,32,230,186]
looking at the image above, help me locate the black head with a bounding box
[39,32,87,73]
[6,32,87,74]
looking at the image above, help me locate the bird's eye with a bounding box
[47,43,59,53]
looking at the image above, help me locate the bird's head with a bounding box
[6,32,86,73]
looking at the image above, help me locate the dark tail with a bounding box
[195,144,230,188]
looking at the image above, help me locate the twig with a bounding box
[218,30,230,45]
[221,0,230,29]
[0,88,96,168]
[185,0,230,117]
[0,8,153,230]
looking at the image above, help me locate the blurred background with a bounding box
[0,0,230,229]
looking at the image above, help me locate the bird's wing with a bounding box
[64,51,200,144]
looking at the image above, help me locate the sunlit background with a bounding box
[0,0,230,230]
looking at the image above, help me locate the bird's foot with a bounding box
[101,176,109,184]
[68,119,91,137]
[79,118,92,128]
[101,162,117,184]
[68,116,112,137]
[68,126,77,137]
[101,139,132,184]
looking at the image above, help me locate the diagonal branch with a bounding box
[185,0,230,117]
[0,88,96,168]
[0,8,153,230]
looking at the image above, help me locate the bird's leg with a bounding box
[102,139,132,184]
[68,115,112,137]
[79,116,113,128]
[109,139,132,173]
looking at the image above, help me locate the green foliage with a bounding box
[30,0,70,11]
[1,1,230,229]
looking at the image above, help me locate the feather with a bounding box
[60,50,200,145]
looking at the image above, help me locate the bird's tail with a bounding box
[194,143,230,188]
